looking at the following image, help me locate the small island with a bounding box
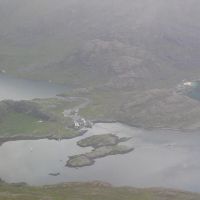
[77,134,120,148]
[66,134,134,168]
[66,155,95,168]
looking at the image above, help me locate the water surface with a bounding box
[0,123,200,193]
[0,74,200,193]
[0,74,69,100]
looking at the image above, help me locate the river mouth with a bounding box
[0,123,200,193]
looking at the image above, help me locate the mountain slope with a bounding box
[1,0,200,88]
[2,0,200,130]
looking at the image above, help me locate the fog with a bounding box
[1,0,200,42]
[0,0,200,89]
[1,1,200,197]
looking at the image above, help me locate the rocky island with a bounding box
[77,134,126,148]
[66,134,134,168]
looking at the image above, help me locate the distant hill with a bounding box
[1,0,200,89]
[2,0,200,130]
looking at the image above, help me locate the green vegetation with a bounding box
[76,88,124,121]
[1,1,200,197]
[0,182,199,200]
[2,0,200,131]
[0,36,83,84]
[75,86,200,130]
[85,145,134,159]
[0,98,82,140]
[77,134,120,148]
[0,112,43,136]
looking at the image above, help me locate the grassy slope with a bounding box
[0,98,80,138]
[79,88,124,120]
[0,112,42,136]
[2,85,200,138]
[2,0,200,88]
[0,183,199,200]
[77,87,200,130]
[2,1,200,131]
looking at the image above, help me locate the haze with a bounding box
[1,1,200,199]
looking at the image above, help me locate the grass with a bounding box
[0,111,78,138]
[0,182,199,200]
[0,112,40,136]
[79,88,124,120]
[0,37,84,84]
[33,98,81,121]
[0,98,82,139]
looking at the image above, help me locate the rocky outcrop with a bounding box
[66,134,133,168]
[77,134,120,148]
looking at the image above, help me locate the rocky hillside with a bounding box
[118,89,200,130]
[2,0,200,130]
[1,0,200,89]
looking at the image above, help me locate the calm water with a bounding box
[0,74,69,100]
[0,74,200,192]
[0,123,200,192]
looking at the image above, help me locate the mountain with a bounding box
[1,0,200,88]
[1,0,200,129]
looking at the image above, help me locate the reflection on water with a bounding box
[0,74,69,100]
[0,123,200,193]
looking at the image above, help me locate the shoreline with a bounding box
[114,120,200,134]
[0,119,200,146]
[0,131,85,145]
